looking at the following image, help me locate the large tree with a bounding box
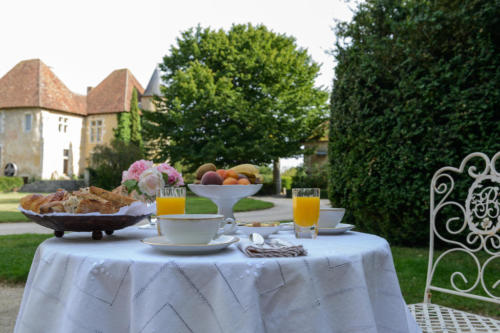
[143,24,328,190]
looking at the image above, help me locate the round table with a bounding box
[15,228,421,333]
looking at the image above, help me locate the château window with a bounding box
[58,117,68,133]
[24,114,32,132]
[0,111,3,133]
[90,119,103,143]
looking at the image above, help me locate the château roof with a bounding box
[143,68,162,97]
[0,59,87,115]
[0,59,144,116]
[87,69,144,115]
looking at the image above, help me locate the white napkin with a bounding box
[237,238,307,258]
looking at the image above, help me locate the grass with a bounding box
[0,192,31,222]
[186,196,273,214]
[0,233,497,319]
[0,234,52,283]
[0,192,273,222]
[392,246,499,318]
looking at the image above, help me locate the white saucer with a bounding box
[141,235,239,254]
[318,223,355,235]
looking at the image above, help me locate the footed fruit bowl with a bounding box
[187,184,262,224]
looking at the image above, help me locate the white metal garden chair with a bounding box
[408,152,500,332]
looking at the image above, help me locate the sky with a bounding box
[0,0,355,169]
[0,0,354,94]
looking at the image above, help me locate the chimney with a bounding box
[87,86,93,94]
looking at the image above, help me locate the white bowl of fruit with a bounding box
[188,163,263,231]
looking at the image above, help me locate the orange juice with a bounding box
[156,197,186,216]
[293,196,320,227]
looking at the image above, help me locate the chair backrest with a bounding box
[425,152,499,305]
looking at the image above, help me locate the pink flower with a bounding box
[138,168,165,197]
[122,160,153,182]
[156,163,184,186]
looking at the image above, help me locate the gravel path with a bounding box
[0,284,24,333]
[0,195,332,331]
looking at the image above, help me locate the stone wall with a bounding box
[20,180,86,193]
[0,108,43,178]
[81,113,117,173]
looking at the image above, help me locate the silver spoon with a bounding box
[249,233,265,246]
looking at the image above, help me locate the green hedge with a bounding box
[329,0,500,246]
[0,177,24,192]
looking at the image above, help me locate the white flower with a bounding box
[138,168,165,197]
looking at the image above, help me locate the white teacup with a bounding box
[157,214,236,244]
[318,208,345,228]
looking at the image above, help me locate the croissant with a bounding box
[20,194,44,213]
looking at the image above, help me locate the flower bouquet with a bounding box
[121,160,184,201]
[120,160,184,228]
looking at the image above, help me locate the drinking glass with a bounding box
[156,187,186,216]
[292,188,320,239]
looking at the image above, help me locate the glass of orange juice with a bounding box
[156,187,186,216]
[292,188,320,239]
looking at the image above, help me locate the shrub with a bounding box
[281,176,292,191]
[329,0,500,246]
[0,177,24,192]
[88,139,144,190]
[291,165,329,198]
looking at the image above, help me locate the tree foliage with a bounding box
[130,88,143,148]
[143,24,328,170]
[329,0,500,246]
[114,112,131,143]
[88,139,144,190]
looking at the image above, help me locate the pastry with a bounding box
[89,186,136,207]
[19,186,137,214]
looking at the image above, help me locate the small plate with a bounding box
[141,235,239,254]
[318,223,355,235]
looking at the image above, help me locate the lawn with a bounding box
[0,192,273,222]
[0,234,497,319]
[0,192,31,222]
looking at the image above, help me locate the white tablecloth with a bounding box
[15,228,421,333]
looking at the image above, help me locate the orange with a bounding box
[226,170,238,179]
[216,169,228,179]
[223,177,238,185]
